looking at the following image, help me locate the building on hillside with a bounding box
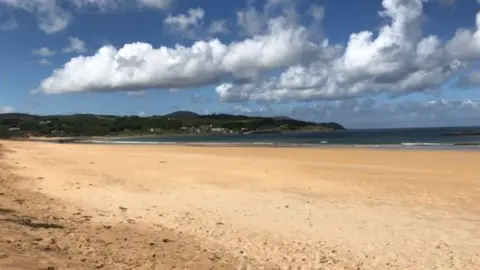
[211,127,227,133]
[149,128,163,133]
[198,125,211,133]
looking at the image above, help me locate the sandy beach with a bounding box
[0,141,479,269]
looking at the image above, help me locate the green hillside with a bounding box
[0,111,345,138]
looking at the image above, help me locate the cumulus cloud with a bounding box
[0,18,18,31]
[0,105,14,113]
[36,13,316,94]
[455,67,480,87]
[63,37,87,54]
[0,0,71,33]
[33,46,55,57]
[33,0,480,103]
[217,0,474,102]
[0,0,172,33]
[236,4,265,36]
[308,5,325,21]
[33,47,55,65]
[164,7,205,38]
[164,8,229,38]
[236,0,300,37]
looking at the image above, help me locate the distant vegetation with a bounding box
[0,111,345,138]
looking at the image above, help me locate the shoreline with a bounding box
[45,137,480,151]
[6,137,480,152]
[15,126,480,151]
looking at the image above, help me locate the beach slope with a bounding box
[1,141,479,269]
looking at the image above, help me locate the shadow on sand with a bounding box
[0,217,64,229]
[0,207,64,229]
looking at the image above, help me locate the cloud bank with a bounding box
[33,0,480,104]
[291,99,480,128]
[233,99,480,128]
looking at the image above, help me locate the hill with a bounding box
[0,111,345,138]
[164,111,200,118]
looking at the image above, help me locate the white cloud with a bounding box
[38,58,51,65]
[0,0,72,34]
[34,46,55,65]
[217,0,476,102]
[36,15,316,94]
[0,18,18,31]
[164,7,205,38]
[0,105,14,113]
[138,0,171,9]
[164,8,227,38]
[236,0,299,37]
[0,0,172,34]
[226,98,480,128]
[33,46,55,57]
[455,68,480,87]
[445,14,480,60]
[33,0,480,103]
[63,37,87,54]
[288,98,480,128]
[308,5,325,21]
[70,0,120,11]
[236,5,264,36]
[72,0,172,10]
[207,20,228,34]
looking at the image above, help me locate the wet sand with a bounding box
[1,141,479,269]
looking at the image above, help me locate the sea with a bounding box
[85,126,480,150]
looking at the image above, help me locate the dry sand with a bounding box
[0,141,479,269]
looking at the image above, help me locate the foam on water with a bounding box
[77,127,480,150]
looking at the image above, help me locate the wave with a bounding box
[81,140,171,145]
[79,139,480,150]
[401,142,451,146]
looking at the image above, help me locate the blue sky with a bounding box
[1,0,480,128]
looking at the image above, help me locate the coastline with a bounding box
[72,137,480,151]
[18,126,480,150]
[1,140,480,269]
[3,134,479,154]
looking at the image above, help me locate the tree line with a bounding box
[0,111,345,138]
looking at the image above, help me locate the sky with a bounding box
[1,0,480,128]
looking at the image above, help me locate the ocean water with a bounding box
[87,126,480,149]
